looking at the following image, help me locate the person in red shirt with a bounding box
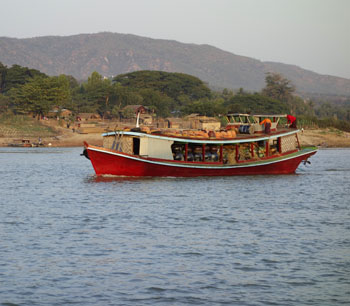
[287,115,297,128]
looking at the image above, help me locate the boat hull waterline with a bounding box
[85,144,317,177]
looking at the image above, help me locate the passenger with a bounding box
[260,118,272,134]
[187,152,194,161]
[186,147,194,161]
[174,152,184,161]
[287,114,297,128]
[194,152,202,162]
[205,152,212,161]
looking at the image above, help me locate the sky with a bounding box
[1,0,350,79]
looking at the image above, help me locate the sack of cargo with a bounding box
[215,132,222,138]
[228,130,236,138]
[208,131,215,138]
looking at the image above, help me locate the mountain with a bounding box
[1,32,350,99]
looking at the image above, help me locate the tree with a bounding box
[138,88,171,118]
[0,62,7,94]
[84,71,113,115]
[113,70,211,103]
[8,76,71,118]
[182,97,225,117]
[122,107,135,119]
[224,93,290,114]
[262,72,295,102]
[111,104,122,119]
[316,102,336,119]
[3,64,47,93]
[288,95,314,116]
[0,94,9,113]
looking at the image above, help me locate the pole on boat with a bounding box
[219,145,223,163]
[136,111,140,128]
[296,133,301,149]
[278,137,282,153]
[265,141,269,157]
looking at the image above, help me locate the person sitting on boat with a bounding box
[287,114,297,128]
[260,118,272,134]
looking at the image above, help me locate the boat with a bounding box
[82,114,317,177]
[7,139,44,147]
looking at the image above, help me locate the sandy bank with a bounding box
[298,128,350,148]
[0,132,102,148]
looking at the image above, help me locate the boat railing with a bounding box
[226,114,290,134]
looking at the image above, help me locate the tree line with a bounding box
[0,62,349,131]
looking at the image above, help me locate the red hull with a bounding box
[85,144,317,177]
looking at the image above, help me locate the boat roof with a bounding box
[226,113,287,117]
[226,113,251,117]
[252,114,287,118]
[102,129,299,145]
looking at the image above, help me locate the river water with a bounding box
[0,147,349,305]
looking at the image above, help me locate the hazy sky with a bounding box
[1,0,350,78]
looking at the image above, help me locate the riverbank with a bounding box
[1,127,350,148]
[298,128,350,148]
[0,132,102,147]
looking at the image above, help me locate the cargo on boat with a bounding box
[82,114,317,177]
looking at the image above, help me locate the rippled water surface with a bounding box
[0,147,349,305]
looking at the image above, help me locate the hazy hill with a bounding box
[1,32,350,99]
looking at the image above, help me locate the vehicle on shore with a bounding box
[82,114,317,177]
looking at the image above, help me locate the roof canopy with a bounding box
[252,114,287,118]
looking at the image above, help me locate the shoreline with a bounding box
[0,133,103,148]
[1,128,350,148]
[298,128,350,148]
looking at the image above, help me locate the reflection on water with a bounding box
[0,148,349,305]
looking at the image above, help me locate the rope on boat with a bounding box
[111,128,124,152]
[115,131,124,151]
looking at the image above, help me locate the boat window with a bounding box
[206,145,219,162]
[270,138,279,155]
[133,138,140,155]
[171,142,220,163]
[256,141,267,158]
[171,143,185,161]
[237,143,252,161]
[222,142,267,164]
